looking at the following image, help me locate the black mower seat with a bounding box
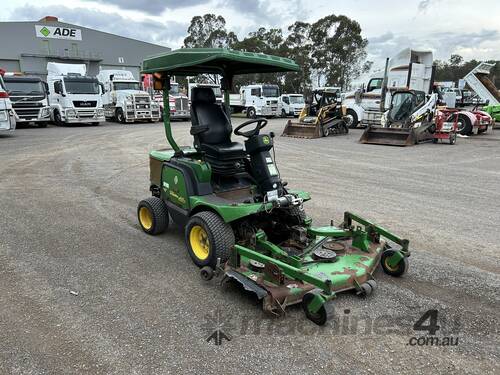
[190,87,246,158]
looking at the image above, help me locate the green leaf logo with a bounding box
[40,27,50,37]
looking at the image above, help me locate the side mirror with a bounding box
[153,72,170,91]
[43,82,49,94]
[99,83,105,95]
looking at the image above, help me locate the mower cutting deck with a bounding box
[137,48,410,325]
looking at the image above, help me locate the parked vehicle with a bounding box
[188,82,223,104]
[464,62,500,127]
[3,73,50,127]
[344,49,434,128]
[46,63,105,126]
[151,82,190,121]
[230,84,280,118]
[97,70,160,123]
[278,94,305,117]
[0,69,15,133]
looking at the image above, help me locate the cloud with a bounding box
[81,0,209,14]
[367,28,500,66]
[9,4,187,46]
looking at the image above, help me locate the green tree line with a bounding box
[182,13,371,93]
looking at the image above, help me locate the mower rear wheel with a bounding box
[302,292,333,326]
[381,250,408,277]
[137,197,169,235]
[185,211,234,268]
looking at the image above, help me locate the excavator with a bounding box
[282,88,348,138]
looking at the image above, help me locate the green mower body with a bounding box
[137,48,410,325]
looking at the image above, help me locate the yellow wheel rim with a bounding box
[139,207,153,230]
[190,225,210,260]
[384,257,398,272]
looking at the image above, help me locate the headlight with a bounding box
[66,109,76,117]
[126,95,133,101]
[41,108,50,117]
[0,110,7,121]
[97,108,104,116]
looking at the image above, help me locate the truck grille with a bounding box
[77,109,96,118]
[15,108,40,119]
[134,95,151,104]
[73,100,97,108]
[13,102,43,108]
[175,98,189,111]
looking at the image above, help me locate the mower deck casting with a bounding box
[137,48,410,325]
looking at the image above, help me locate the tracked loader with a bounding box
[282,88,348,138]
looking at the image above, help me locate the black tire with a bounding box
[116,108,126,124]
[200,266,214,281]
[457,114,472,135]
[53,110,64,126]
[381,250,408,277]
[358,282,372,297]
[345,109,359,129]
[302,291,333,326]
[341,121,349,134]
[432,138,439,144]
[38,122,48,128]
[247,107,256,119]
[281,109,287,118]
[91,122,100,126]
[137,197,169,235]
[185,211,234,268]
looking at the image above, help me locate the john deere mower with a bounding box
[360,89,438,146]
[282,88,348,138]
[138,48,410,325]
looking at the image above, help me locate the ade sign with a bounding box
[35,25,82,41]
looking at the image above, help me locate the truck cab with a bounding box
[230,84,280,118]
[47,63,105,126]
[0,70,15,133]
[98,70,160,123]
[188,82,222,104]
[278,94,305,117]
[3,74,51,127]
[152,82,190,121]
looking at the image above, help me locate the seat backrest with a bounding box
[191,87,232,145]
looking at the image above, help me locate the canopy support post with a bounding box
[162,75,180,153]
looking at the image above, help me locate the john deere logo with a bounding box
[40,27,50,37]
[263,136,270,144]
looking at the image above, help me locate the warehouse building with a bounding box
[0,16,170,79]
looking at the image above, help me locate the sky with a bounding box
[2,0,500,70]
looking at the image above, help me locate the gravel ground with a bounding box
[0,119,499,374]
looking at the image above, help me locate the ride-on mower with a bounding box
[138,49,410,325]
[282,88,348,138]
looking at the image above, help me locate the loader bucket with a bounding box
[282,120,323,139]
[359,126,417,146]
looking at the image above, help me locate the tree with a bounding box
[183,14,237,48]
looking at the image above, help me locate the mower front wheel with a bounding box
[185,211,234,268]
[381,250,408,277]
[302,291,333,326]
[137,197,169,235]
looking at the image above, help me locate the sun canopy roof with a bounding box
[142,48,300,76]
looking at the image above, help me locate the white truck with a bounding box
[277,94,305,117]
[0,70,15,133]
[46,63,105,126]
[3,73,51,127]
[343,49,434,128]
[230,84,280,118]
[188,82,223,104]
[97,70,160,123]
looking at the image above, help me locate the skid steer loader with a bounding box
[282,88,348,138]
[360,89,438,146]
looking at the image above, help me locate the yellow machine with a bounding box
[282,88,348,138]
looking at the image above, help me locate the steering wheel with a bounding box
[233,118,268,138]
